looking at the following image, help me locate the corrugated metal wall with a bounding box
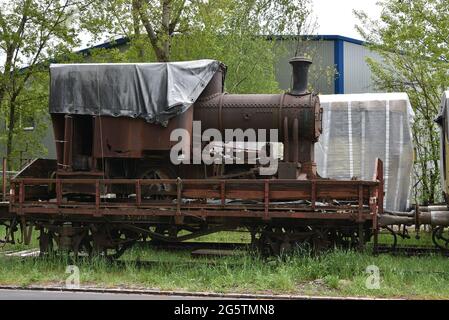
[343,41,383,94]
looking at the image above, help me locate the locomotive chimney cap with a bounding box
[289,57,312,96]
[289,57,312,64]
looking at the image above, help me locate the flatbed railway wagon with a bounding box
[2,58,384,257]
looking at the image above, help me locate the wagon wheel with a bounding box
[256,227,306,256]
[87,226,138,259]
[140,168,174,201]
[332,229,359,249]
[38,229,55,256]
[309,228,332,252]
[432,226,449,252]
[257,231,280,257]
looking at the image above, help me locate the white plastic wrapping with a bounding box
[316,93,415,211]
[436,91,449,195]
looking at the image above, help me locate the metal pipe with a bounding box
[289,57,312,96]
[378,211,449,227]
[418,205,448,212]
[384,209,415,217]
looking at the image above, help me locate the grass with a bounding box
[0,227,448,299]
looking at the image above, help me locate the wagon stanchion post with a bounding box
[136,180,141,207]
[56,179,62,209]
[358,184,364,250]
[175,177,183,224]
[263,180,270,220]
[311,180,316,211]
[372,158,384,253]
[94,180,101,217]
[220,180,225,207]
[370,187,378,253]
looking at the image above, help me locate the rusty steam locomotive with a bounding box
[4,57,384,257]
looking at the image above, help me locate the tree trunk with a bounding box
[160,0,171,61]
[131,0,145,59]
[6,98,16,170]
[134,0,171,62]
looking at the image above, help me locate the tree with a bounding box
[355,0,449,204]
[0,0,84,169]
[0,0,322,167]
[82,0,320,93]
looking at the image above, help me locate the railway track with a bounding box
[145,241,449,258]
[375,245,449,257]
[2,242,449,259]
[140,241,251,251]
[146,241,449,256]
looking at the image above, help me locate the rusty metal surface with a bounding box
[50,57,322,181]
[9,174,380,223]
[12,159,57,179]
[1,58,387,256]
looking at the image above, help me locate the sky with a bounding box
[311,0,382,40]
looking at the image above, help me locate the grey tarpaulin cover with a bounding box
[49,60,222,126]
[316,93,415,211]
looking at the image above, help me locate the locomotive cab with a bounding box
[48,58,322,196]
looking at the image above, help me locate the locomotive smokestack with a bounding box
[289,57,312,95]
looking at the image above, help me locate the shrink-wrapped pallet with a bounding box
[436,91,449,197]
[315,93,414,211]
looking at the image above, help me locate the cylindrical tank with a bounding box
[193,57,322,178]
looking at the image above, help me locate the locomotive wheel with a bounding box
[140,168,174,200]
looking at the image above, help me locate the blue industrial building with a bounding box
[75,34,382,95]
[274,35,382,94]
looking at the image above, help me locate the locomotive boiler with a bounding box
[49,57,321,188]
[5,58,384,257]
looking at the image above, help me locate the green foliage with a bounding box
[81,0,318,94]
[1,0,324,167]
[1,227,448,298]
[0,0,84,169]
[0,71,50,167]
[355,0,449,204]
